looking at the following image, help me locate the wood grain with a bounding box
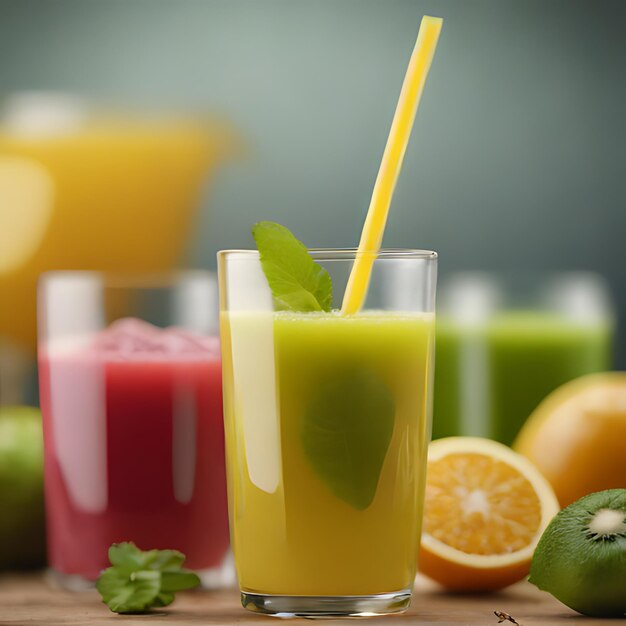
[0,573,609,626]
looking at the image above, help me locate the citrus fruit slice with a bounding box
[514,372,626,507]
[530,489,626,617]
[419,437,560,591]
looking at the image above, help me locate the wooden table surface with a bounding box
[0,573,612,626]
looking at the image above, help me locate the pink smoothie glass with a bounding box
[38,272,230,590]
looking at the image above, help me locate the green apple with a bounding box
[0,406,46,569]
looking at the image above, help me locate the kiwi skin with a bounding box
[529,489,626,617]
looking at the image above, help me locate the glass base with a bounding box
[241,590,412,618]
[45,569,95,592]
[198,552,237,589]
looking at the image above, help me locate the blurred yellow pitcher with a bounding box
[0,92,235,401]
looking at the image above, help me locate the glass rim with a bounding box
[38,269,216,289]
[218,248,438,261]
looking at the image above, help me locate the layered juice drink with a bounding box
[222,311,434,595]
[39,319,229,581]
[220,15,441,615]
[219,243,437,617]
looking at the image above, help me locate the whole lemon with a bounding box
[514,373,626,507]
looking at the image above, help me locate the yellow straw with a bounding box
[341,15,443,315]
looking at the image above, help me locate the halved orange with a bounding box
[514,373,626,507]
[419,437,560,592]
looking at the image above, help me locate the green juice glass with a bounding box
[218,249,437,617]
[433,272,613,444]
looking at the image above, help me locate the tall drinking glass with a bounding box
[38,271,231,589]
[434,272,613,444]
[218,249,436,617]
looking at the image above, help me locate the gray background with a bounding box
[1,0,625,363]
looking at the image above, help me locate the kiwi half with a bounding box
[529,489,626,617]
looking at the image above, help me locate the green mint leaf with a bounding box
[97,568,161,614]
[301,367,395,510]
[153,592,176,608]
[160,570,202,592]
[97,544,200,614]
[108,542,144,569]
[252,221,332,312]
[147,549,186,571]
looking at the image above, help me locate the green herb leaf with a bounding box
[154,592,176,608]
[252,221,332,312]
[97,568,161,614]
[160,571,202,592]
[301,367,395,510]
[108,542,145,569]
[96,542,200,614]
[148,549,186,571]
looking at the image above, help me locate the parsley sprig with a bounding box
[96,543,200,614]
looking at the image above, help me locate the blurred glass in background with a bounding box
[38,272,230,588]
[434,272,614,444]
[0,92,235,404]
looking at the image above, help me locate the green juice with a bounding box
[433,312,611,444]
[221,311,434,595]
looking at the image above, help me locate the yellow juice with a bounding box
[221,310,435,595]
[0,113,232,353]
